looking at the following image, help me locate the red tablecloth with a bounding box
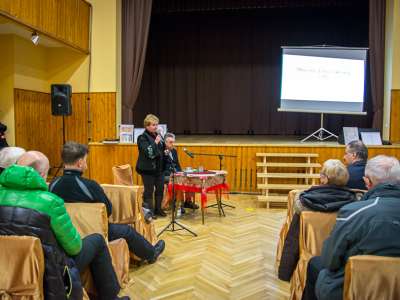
[168,170,229,208]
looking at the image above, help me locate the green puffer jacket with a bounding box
[0,165,82,255]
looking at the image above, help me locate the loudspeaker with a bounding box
[51,84,72,116]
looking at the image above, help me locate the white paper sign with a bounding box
[119,124,134,143]
[360,131,382,145]
[343,127,359,145]
[134,128,145,144]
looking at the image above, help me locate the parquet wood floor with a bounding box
[122,194,289,300]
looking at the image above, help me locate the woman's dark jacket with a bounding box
[278,185,359,282]
[136,130,164,176]
[0,206,82,300]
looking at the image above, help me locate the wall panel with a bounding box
[390,90,400,142]
[0,0,90,52]
[88,143,400,192]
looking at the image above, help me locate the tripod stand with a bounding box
[52,115,67,178]
[157,163,197,237]
[189,151,237,211]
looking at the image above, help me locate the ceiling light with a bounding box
[31,31,39,45]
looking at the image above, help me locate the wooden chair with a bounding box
[65,203,131,293]
[344,255,400,300]
[289,211,337,300]
[0,236,45,299]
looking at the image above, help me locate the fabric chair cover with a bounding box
[275,190,304,272]
[289,211,337,300]
[344,255,400,300]
[112,164,134,186]
[65,203,131,290]
[0,236,45,300]
[102,184,157,246]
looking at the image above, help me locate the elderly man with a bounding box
[0,151,128,300]
[0,146,25,174]
[343,140,368,190]
[302,155,400,300]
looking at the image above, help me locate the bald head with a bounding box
[17,151,50,179]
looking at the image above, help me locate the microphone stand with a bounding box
[187,151,237,211]
[158,153,197,237]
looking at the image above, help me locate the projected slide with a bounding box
[281,54,365,102]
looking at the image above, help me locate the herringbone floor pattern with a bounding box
[122,195,289,300]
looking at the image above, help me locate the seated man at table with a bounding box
[49,141,165,264]
[302,155,400,300]
[163,132,198,212]
[343,140,368,190]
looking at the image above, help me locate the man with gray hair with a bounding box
[302,155,400,300]
[0,146,25,174]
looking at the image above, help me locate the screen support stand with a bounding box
[301,113,338,142]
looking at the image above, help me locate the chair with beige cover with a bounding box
[275,189,304,272]
[289,211,337,300]
[65,202,131,294]
[112,164,134,186]
[101,184,157,249]
[0,236,45,299]
[343,255,400,300]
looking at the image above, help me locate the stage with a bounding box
[88,135,400,193]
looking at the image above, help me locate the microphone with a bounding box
[183,148,194,158]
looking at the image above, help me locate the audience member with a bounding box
[0,151,128,300]
[343,140,368,190]
[279,159,359,281]
[0,122,9,149]
[49,141,165,263]
[0,146,25,174]
[136,114,166,217]
[302,155,400,300]
[163,132,198,213]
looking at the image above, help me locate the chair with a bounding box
[0,236,45,299]
[101,184,157,249]
[275,189,304,272]
[289,211,337,300]
[65,203,131,293]
[344,255,400,300]
[112,164,134,186]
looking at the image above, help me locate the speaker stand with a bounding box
[52,115,67,178]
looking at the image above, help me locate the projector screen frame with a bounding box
[279,45,369,115]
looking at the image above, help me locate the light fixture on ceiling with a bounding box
[31,31,39,45]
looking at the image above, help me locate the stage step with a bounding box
[257,184,311,190]
[256,153,319,158]
[257,195,288,202]
[257,173,320,179]
[256,162,321,168]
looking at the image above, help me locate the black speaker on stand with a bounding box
[51,84,72,178]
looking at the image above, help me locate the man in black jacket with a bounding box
[343,140,368,190]
[163,132,198,211]
[302,155,400,300]
[49,141,165,264]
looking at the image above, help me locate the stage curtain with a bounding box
[122,0,153,124]
[134,4,372,135]
[369,0,386,130]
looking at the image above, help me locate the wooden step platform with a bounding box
[257,173,320,179]
[256,162,321,168]
[256,153,319,158]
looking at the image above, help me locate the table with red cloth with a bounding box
[167,170,229,224]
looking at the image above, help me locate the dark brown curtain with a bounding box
[134,3,372,135]
[369,0,386,130]
[122,0,153,124]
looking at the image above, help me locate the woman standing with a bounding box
[136,114,166,217]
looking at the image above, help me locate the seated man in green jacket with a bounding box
[0,151,129,300]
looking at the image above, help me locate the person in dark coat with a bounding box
[136,114,167,217]
[0,122,9,149]
[302,155,400,300]
[343,140,368,190]
[49,141,165,264]
[163,132,198,212]
[278,159,360,282]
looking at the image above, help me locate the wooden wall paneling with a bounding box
[65,93,88,145]
[89,92,117,142]
[0,0,90,53]
[88,144,400,191]
[390,90,400,143]
[14,89,63,168]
